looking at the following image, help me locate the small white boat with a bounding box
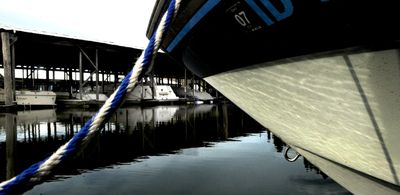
[126,84,179,102]
[173,87,214,103]
[15,90,56,106]
[73,87,109,102]
[74,92,108,102]
[0,89,56,107]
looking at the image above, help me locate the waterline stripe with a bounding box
[166,0,220,52]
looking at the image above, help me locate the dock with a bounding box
[1,26,222,112]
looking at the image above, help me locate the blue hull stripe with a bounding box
[245,0,274,26]
[166,0,220,52]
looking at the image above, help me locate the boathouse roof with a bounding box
[0,23,185,78]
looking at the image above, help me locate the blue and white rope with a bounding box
[0,0,181,193]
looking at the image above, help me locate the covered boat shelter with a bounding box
[0,26,203,111]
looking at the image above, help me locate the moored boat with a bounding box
[74,92,108,102]
[126,84,179,102]
[173,87,214,103]
[0,89,56,108]
[73,86,109,102]
[147,0,400,193]
[15,90,56,107]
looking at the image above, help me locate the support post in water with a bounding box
[1,32,15,107]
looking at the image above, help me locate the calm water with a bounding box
[0,104,350,194]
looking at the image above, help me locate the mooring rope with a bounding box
[0,0,181,194]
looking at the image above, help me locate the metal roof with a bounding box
[0,25,185,78]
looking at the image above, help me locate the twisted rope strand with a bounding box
[0,0,180,193]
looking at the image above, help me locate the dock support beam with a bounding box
[69,68,73,98]
[46,66,50,90]
[114,72,118,90]
[11,39,15,100]
[102,71,105,94]
[95,49,99,101]
[1,32,15,106]
[32,66,35,88]
[79,50,83,100]
[53,67,56,86]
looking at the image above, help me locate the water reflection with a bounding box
[0,104,349,194]
[264,127,328,180]
[0,105,259,180]
[4,114,16,180]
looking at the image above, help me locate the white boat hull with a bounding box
[127,85,179,101]
[74,93,108,101]
[0,90,56,106]
[295,147,400,194]
[205,48,400,186]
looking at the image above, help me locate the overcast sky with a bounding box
[0,0,157,49]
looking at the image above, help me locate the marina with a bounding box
[0,30,217,110]
[1,0,400,194]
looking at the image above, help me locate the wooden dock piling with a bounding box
[1,31,17,112]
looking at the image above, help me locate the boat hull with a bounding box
[205,48,400,186]
[148,0,399,77]
[147,0,400,191]
[126,85,179,101]
[295,147,400,195]
[0,90,56,106]
[15,91,56,106]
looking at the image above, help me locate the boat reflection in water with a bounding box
[0,104,352,194]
